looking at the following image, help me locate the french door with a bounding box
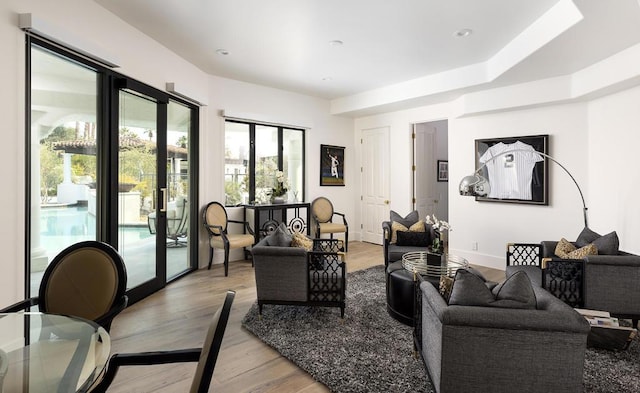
[28,38,197,304]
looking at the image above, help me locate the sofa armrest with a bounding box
[422,281,588,333]
[382,221,391,266]
[441,304,589,333]
[584,254,640,266]
[541,241,560,258]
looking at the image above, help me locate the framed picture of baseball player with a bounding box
[320,144,345,186]
[474,134,549,205]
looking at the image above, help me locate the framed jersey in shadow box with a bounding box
[474,134,549,205]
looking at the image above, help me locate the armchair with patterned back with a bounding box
[507,227,640,328]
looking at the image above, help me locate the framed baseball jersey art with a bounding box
[474,134,549,205]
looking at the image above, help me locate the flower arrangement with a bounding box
[425,214,452,232]
[272,170,289,197]
[425,214,452,253]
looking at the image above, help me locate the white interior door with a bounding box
[414,124,437,219]
[361,127,390,244]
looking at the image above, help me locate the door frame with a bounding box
[25,36,199,305]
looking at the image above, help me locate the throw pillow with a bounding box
[447,269,495,307]
[576,227,601,247]
[491,271,537,309]
[565,243,598,259]
[390,210,419,228]
[554,238,576,258]
[555,238,597,259]
[390,220,425,244]
[265,222,292,247]
[448,269,537,309]
[291,232,313,251]
[591,231,619,255]
[396,230,430,247]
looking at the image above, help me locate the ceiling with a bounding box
[94,0,640,115]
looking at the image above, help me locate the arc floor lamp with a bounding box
[458,149,589,228]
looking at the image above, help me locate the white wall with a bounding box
[201,76,354,265]
[355,84,640,271]
[0,0,354,306]
[450,103,590,269]
[587,85,640,253]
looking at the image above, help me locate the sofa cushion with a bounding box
[390,210,419,228]
[491,271,537,309]
[554,238,576,258]
[449,269,537,309]
[555,238,598,259]
[448,269,496,307]
[291,232,313,251]
[576,227,601,247]
[396,230,430,247]
[576,227,619,255]
[591,231,619,255]
[265,223,292,247]
[390,220,425,244]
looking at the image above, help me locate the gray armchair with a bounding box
[251,237,346,317]
[382,219,437,267]
[416,278,590,393]
[506,239,640,328]
[541,240,640,327]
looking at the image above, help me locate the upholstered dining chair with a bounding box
[203,201,256,276]
[311,197,349,252]
[0,241,128,332]
[90,290,235,393]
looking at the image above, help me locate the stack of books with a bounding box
[575,308,637,350]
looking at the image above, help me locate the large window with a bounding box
[224,120,305,205]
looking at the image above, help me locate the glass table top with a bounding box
[0,312,110,393]
[402,251,469,277]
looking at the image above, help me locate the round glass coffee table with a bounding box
[402,251,469,279]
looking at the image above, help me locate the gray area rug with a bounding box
[241,265,640,393]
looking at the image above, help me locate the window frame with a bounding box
[224,119,305,205]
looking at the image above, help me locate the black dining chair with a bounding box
[90,290,235,393]
[0,241,128,332]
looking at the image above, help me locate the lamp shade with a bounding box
[458,174,490,197]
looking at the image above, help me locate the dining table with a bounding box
[0,312,110,393]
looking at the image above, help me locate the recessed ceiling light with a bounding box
[216,49,229,55]
[453,29,473,38]
[328,40,343,46]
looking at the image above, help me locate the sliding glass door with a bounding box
[28,38,197,303]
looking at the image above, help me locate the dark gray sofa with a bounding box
[417,279,590,393]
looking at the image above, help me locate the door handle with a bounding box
[384,200,390,204]
[160,188,167,212]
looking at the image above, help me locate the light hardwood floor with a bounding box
[106,242,504,392]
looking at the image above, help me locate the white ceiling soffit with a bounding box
[330,0,582,115]
[94,0,640,117]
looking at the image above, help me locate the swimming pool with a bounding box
[38,205,153,260]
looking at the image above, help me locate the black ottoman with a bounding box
[386,261,438,326]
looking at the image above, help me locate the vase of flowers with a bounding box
[426,214,452,254]
[271,170,289,204]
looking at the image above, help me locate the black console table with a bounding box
[244,202,311,243]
